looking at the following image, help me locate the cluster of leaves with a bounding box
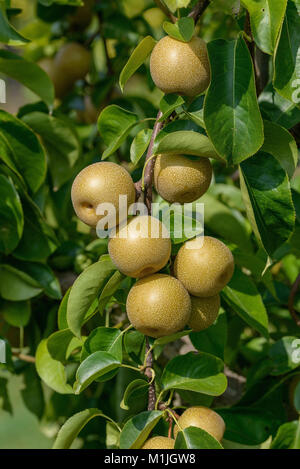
[0,0,300,450]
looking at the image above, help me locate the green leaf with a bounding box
[271,420,300,449]
[81,327,123,362]
[67,258,116,338]
[0,1,29,45]
[1,300,31,327]
[268,336,300,375]
[35,339,73,394]
[53,408,119,449]
[241,0,287,54]
[218,407,280,445]
[161,351,227,395]
[0,264,42,301]
[124,330,145,365]
[164,0,192,12]
[21,366,45,420]
[159,94,185,121]
[0,377,12,414]
[12,261,61,300]
[0,110,47,193]
[119,36,156,92]
[119,410,163,449]
[204,36,264,164]
[190,309,227,360]
[259,84,300,129]
[0,174,23,254]
[200,192,253,252]
[273,0,300,102]
[240,152,295,256]
[153,329,191,347]
[120,379,149,411]
[261,120,298,178]
[47,329,82,362]
[13,196,58,262]
[98,270,126,314]
[98,105,139,159]
[22,112,81,190]
[222,268,269,338]
[0,50,54,107]
[175,426,223,449]
[153,130,222,160]
[58,288,71,330]
[130,128,152,165]
[74,351,121,394]
[163,17,194,42]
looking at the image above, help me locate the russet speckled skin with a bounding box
[174,236,234,297]
[126,274,191,338]
[108,215,171,278]
[188,294,220,331]
[71,161,135,227]
[154,153,212,203]
[150,36,210,96]
[54,42,91,83]
[174,406,225,441]
[142,437,175,449]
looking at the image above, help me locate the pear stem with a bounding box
[154,0,177,23]
[188,0,210,23]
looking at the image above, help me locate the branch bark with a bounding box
[244,11,262,96]
[154,0,177,23]
[188,0,210,22]
[143,110,163,213]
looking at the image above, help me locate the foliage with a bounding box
[0,0,299,450]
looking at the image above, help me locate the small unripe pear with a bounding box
[141,436,175,449]
[126,274,191,338]
[108,215,171,278]
[38,57,70,98]
[188,294,220,331]
[69,0,94,30]
[174,236,234,297]
[154,154,212,203]
[71,162,135,227]
[150,36,210,97]
[174,406,225,442]
[54,42,91,84]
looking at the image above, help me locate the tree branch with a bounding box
[154,0,177,23]
[288,274,300,327]
[143,110,163,213]
[188,0,210,22]
[12,351,36,363]
[144,337,156,410]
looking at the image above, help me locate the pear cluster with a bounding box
[71,158,234,338]
[141,406,225,449]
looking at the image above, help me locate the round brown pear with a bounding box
[38,57,70,99]
[71,162,135,227]
[126,274,191,338]
[141,436,175,449]
[173,407,225,442]
[54,42,91,84]
[188,294,220,331]
[154,154,212,203]
[150,36,210,97]
[174,236,234,297]
[69,0,94,30]
[108,215,171,278]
